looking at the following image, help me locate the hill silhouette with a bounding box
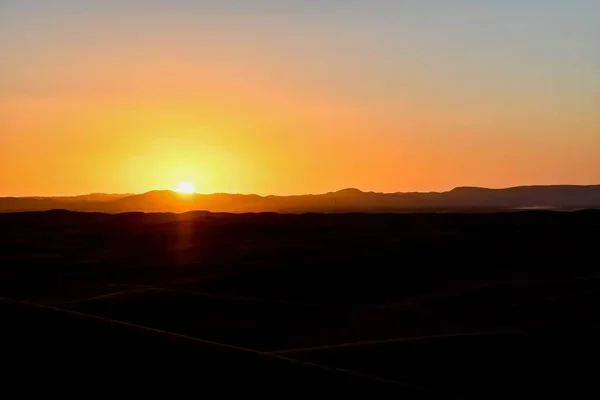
[1,185,600,213]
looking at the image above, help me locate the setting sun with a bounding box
[176,182,195,194]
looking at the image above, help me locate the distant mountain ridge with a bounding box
[1,185,600,213]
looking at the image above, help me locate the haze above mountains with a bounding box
[2,185,600,214]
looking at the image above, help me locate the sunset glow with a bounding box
[1,1,598,197]
[176,182,195,194]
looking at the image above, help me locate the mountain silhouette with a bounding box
[1,185,600,214]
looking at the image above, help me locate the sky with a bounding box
[1,0,599,196]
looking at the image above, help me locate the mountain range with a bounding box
[1,185,600,214]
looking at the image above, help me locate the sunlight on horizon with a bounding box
[176,182,195,194]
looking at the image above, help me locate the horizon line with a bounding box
[3,183,600,199]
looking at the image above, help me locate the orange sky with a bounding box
[1,1,599,196]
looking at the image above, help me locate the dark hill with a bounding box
[1,184,600,213]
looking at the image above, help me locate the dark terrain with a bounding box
[1,210,599,397]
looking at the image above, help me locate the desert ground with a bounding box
[2,210,599,397]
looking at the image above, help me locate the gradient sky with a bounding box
[1,0,599,196]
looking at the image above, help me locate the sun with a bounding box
[176,182,195,194]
